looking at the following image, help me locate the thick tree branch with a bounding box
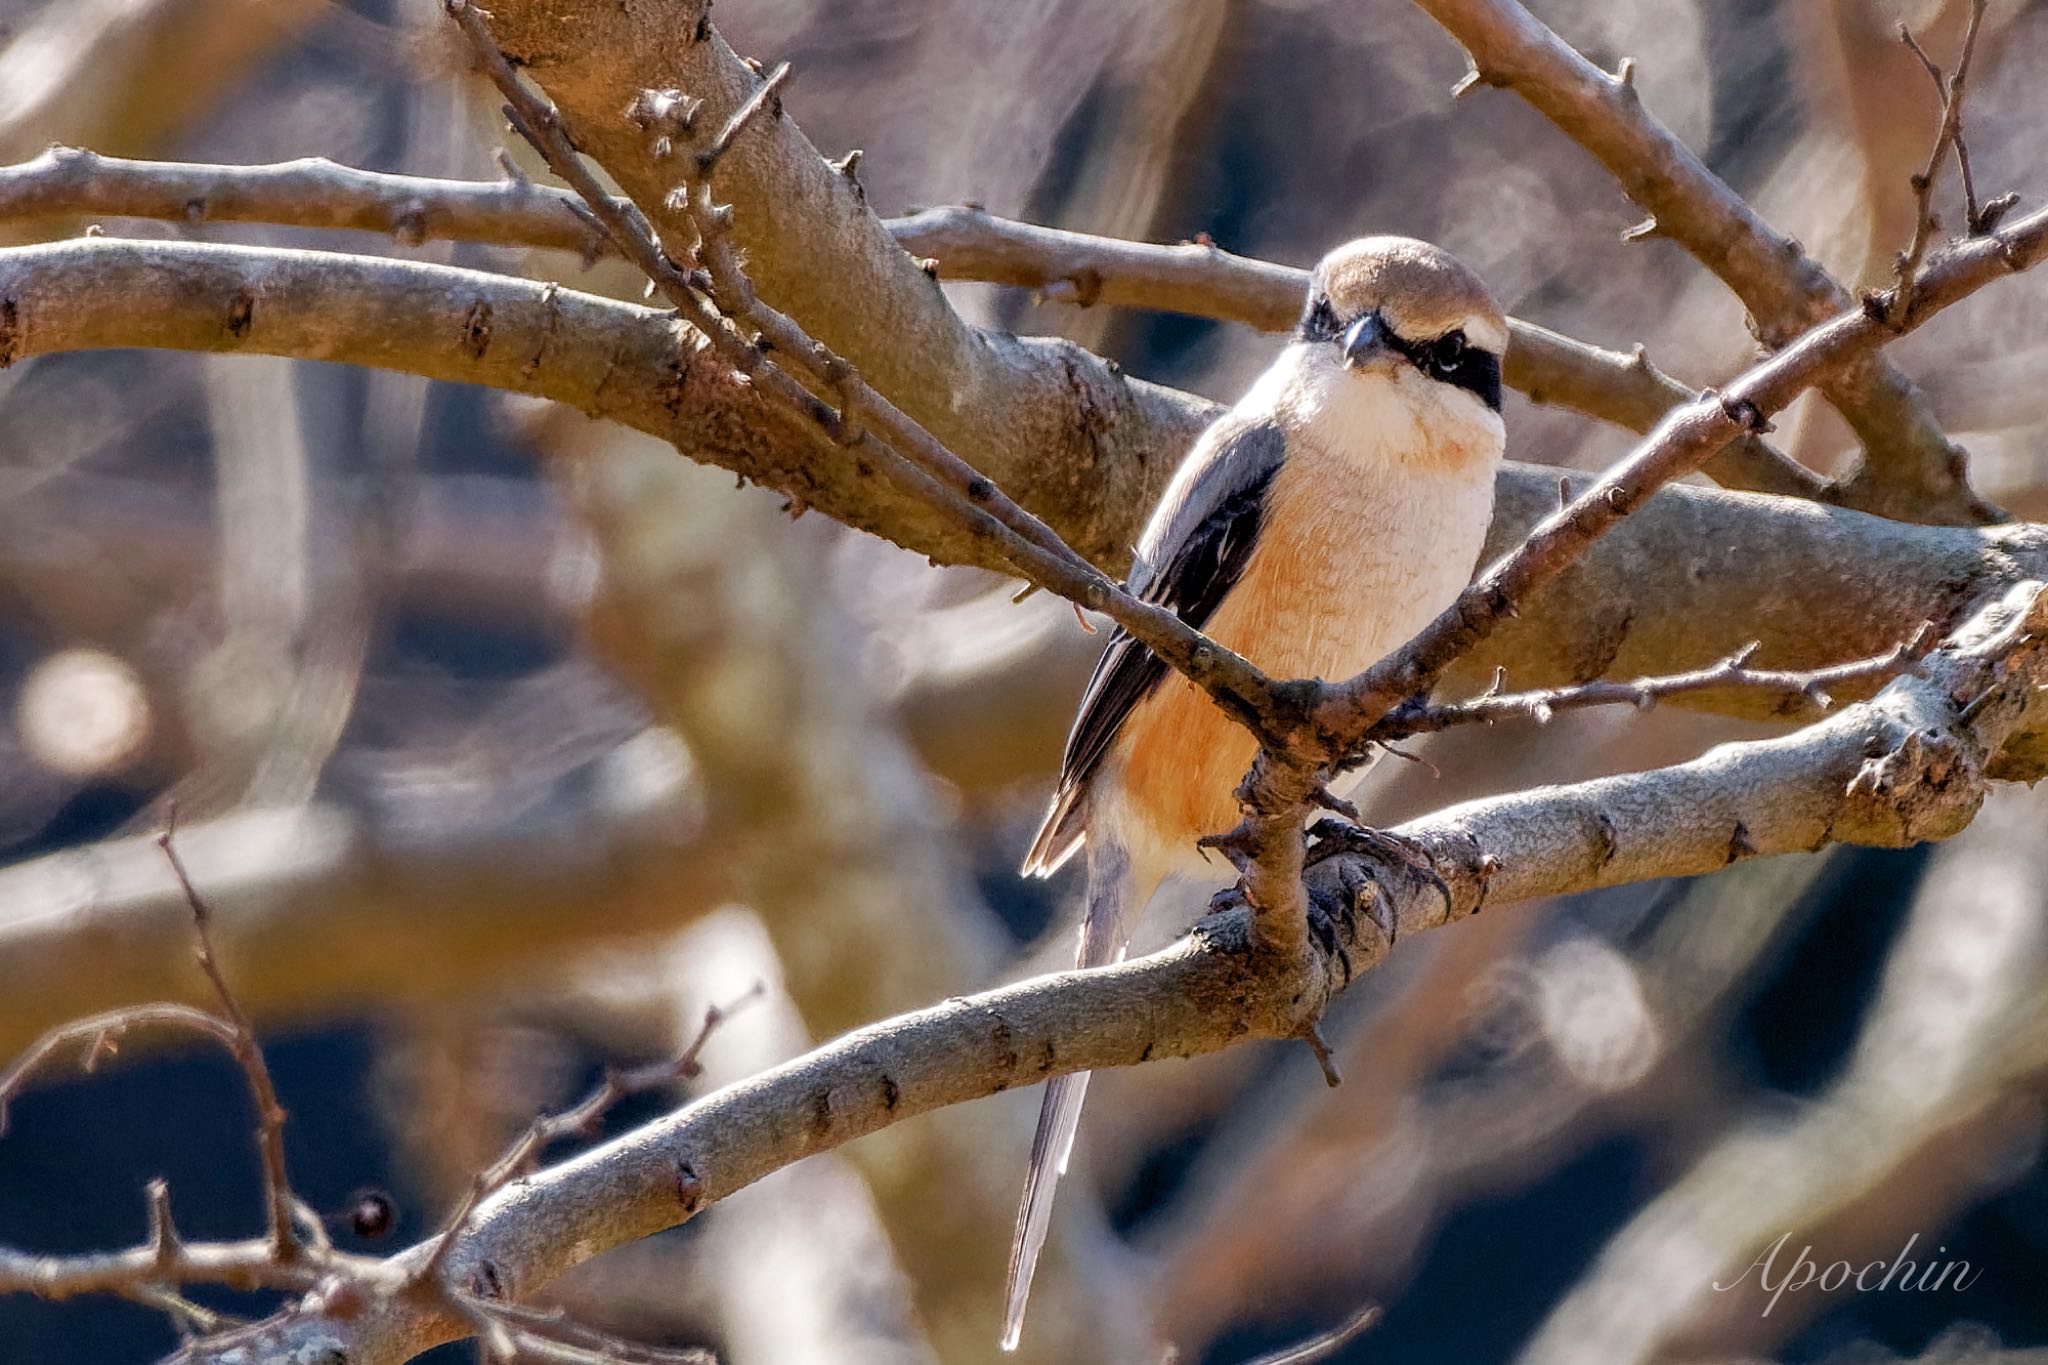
[0,801,734,1062]
[0,149,1821,499]
[472,0,1202,576]
[164,583,2048,1364]
[6,235,2048,773]
[1412,0,2002,523]
[0,235,1207,575]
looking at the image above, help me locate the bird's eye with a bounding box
[1432,330,1467,372]
[1300,296,1340,342]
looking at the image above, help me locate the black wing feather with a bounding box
[1022,417,1285,871]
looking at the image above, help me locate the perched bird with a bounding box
[1003,236,1508,1349]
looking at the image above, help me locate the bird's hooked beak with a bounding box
[1339,311,1392,370]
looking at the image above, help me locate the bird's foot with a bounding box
[1302,817,1451,962]
[1306,816,1440,882]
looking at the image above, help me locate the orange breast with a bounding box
[1110,443,1493,855]
[1113,476,1365,850]
[1115,668,1261,850]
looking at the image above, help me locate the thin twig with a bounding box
[0,1003,238,1135]
[1377,627,1937,738]
[158,820,300,1261]
[1892,0,1992,317]
[413,984,763,1287]
[1234,1304,1384,1365]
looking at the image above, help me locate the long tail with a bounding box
[1002,836,1145,1351]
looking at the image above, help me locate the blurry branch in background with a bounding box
[645,913,947,1365]
[0,0,321,165]
[1414,0,2001,525]
[0,795,733,1060]
[1518,782,2048,1365]
[0,827,748,1365]
[1238,1304,1386,1365]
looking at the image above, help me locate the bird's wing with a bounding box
[1019,414,1286,875]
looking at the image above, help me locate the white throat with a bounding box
[1239,341,1505,474]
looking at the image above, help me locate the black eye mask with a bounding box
[1295,294,1502,413]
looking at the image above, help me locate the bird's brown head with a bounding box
[1297,236,1508,413]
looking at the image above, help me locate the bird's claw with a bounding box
[1302,818,1453,963]
[1308,785,1361,820]
[1195,820,1259,875]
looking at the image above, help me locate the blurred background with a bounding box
[3,0,2048,1361]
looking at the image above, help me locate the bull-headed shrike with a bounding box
[1003,236,1508,1349]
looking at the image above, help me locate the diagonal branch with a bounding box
[158,824,300,1261]
[1411,0,2002,524]
[167,581,2048,1365]
[446,1,1294,755]
[472,0,1203,577]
